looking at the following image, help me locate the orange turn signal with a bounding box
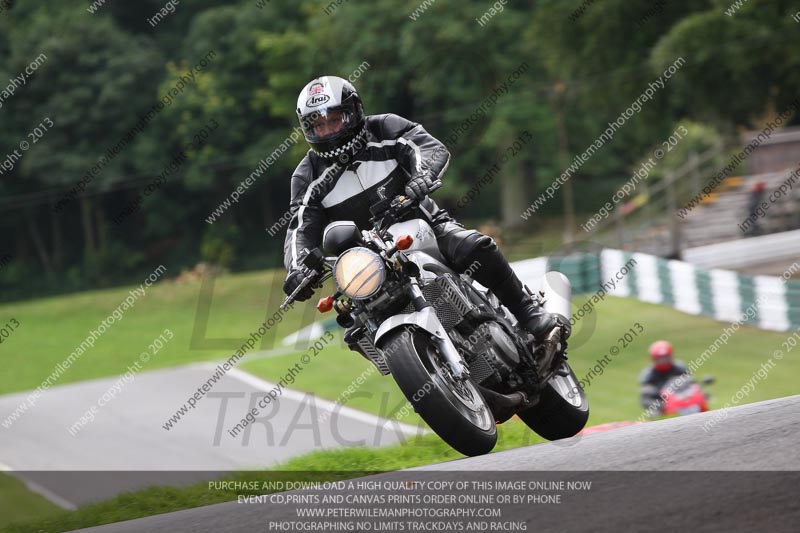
[317,296,335,313]
[396,235,414,251]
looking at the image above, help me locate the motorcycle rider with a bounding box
[639,340,691,411]
[282,76,569,368]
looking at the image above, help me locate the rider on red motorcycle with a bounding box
[639,340,691,411]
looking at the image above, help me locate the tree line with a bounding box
[0,0,797,300]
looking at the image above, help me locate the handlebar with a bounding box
[280,248,326,310]
[282,180,443,309]
[280,273,317,311]
[370,179,443,228]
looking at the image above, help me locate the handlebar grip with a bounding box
[280,270,318,310]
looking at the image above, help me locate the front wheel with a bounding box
[518,361,589,441]
[379,326,497,457]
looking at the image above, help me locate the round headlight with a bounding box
[333,247,386,300]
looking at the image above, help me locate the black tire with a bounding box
[379,326,497,457]
[518,361,589,441]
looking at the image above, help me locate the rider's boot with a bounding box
[492,273,570,374]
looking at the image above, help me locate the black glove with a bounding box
[283,269,315,302]
[404,171,435,201]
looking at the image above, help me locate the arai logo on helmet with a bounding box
[306,83,330,107]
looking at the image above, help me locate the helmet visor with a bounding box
[300,108,353,143]
[653,355,672,370]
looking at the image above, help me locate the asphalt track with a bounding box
[0,364,424,508]
[72,395,800,532]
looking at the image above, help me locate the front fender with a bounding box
[374,306,468,379]
[374,306,443,346]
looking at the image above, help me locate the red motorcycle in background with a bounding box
[660,375,715,416]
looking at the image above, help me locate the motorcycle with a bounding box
[281,182,589,456]
[660,375,714,416]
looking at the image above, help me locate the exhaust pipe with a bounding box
[478,385,533,423]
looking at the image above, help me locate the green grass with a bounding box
[0,269,330,395]
[2,266,799,532]
[0,473,63,530]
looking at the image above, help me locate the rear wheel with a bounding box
[518,361,589,440]
[379,326,497,456]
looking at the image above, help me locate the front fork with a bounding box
[407,281,470,380]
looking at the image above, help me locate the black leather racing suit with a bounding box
[282,113,533,317]
[639,361,691,410]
